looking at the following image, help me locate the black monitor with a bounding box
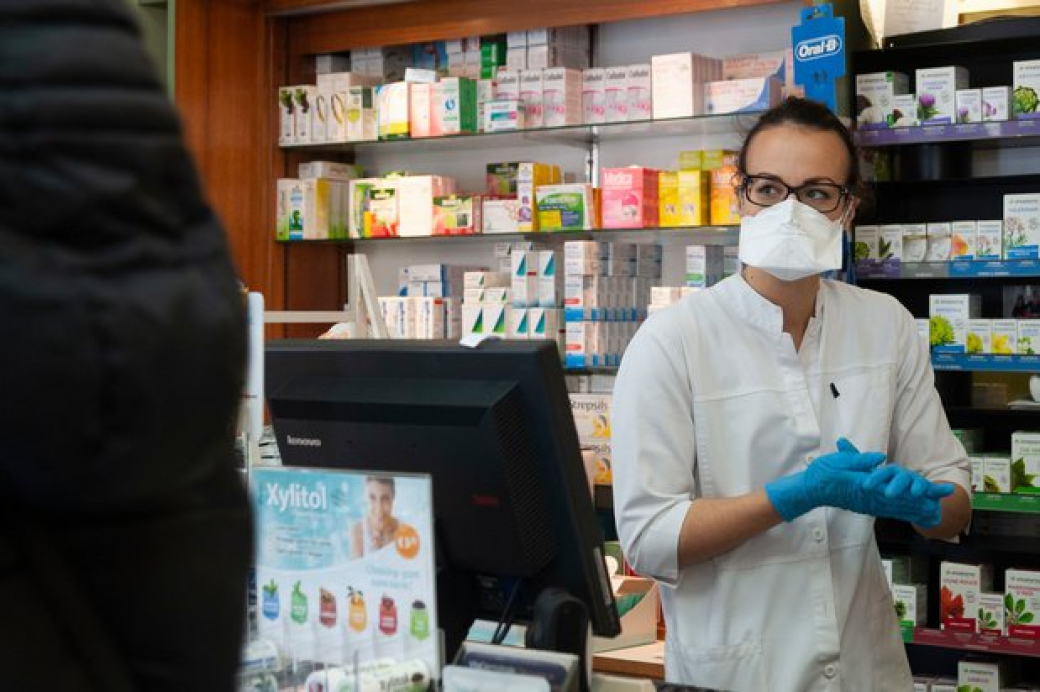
[264,339,620,667]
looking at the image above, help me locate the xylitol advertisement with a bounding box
[253,468,438,675]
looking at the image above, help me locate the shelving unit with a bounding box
[905,628,1040,658]
[857,120,1040,147]
[931,354,1040,372]
[277,225,739,246]
[857,259,1040,280]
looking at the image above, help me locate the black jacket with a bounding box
[0,1,251,690]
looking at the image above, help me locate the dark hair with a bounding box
[737,97,862,196]
[366,475,395,495]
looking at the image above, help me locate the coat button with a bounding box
[824,664,837,678]
[813,528,825,542]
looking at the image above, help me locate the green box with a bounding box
[440,77,477,134]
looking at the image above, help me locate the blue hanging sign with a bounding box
[791,3,846,112]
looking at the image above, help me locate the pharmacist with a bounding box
[612,97,971,691]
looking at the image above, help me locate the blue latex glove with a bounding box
[765,437,887,521]
[861,463,954,528]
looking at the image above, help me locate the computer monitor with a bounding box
[264,339,620,665]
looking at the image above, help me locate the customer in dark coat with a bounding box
[0,1,252,690]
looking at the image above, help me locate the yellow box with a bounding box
[702,149,737,170]
[660,171,709,227]
[678,150,703,170]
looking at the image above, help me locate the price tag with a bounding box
[791,4,845,113]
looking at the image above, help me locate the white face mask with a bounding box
[738,198,849,282]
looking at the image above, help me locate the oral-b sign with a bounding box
[796,34,842,62]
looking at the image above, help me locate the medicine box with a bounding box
[517,162,561,232]
[928,294,982,353]
[880,224,903,260]
[958,660,1013,692]
[346,86,377,141]
[626,64,652,121]
[482,198,522,234]
[925,222,952,262]
[1011,431,1040,494]
[940,561,993,631]
[582,68,606,124]
[484,99,526,132]
[970,456,984,492]
[976,220,1003,260]
[951,221,977,260]
[537,184,598,231]
[651,53,699,119]
[276,179,305,241]
[902,223,928,262]
[376,82,410,139]
[397,176,456,237]
[601,167,659,229]
[984,457,1011,493]
[604,66,629,123]
[494,70,520,101]
[956,89,982,124]
[915,66,970,125]
[291,85,317,144]
[977,592,1005,636]
[892,584,926,627]
[1013,59,1040,119]
[519,70,545,128]
[1005,568,1040,638]
[542,68,583,127]
[992,319,1018,354]
[705,77,781,115]
[855,225,880,260]
[892,94,917,127]
[967,319,991,355]
[1004,193,1040,259]
[685,245,724,288]
[983,86,1011,122]
[433,194,482,236]
[855,71,910,128]
[1019,320,1040,355]
[658,170,709,227]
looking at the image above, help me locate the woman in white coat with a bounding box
[611,97,971,691]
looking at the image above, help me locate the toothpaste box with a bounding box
[951,220,977,260]
[977,592,1005,635]
[903,223,928,262]
[855,71,910,128]
[1011,431,1040,493]
[925,222,953,262]
[892,584,927,627]
[940,561,993,632]
[967,319,991,355]
[601,167,660,229]
[276,179,305,241]
[705,77,781,115]
[854,225,880,260]
[346,86,377,141]
[1004,193,1040,259]
[604,66,629,123]
[915,66,970,125]
[1019,319,1040,355]
[626,63,653,121]
[519,70,545,128]
[891,93,918,127]
[984,457,1011,493]
[956,88,983,124]
[983,86,1011,122]
[543,68,583,127]
[929,294,982,353]
[582,68,606,124]
[484,99,526,132]
[278,87,296,145]
[880,224,904,260]
[537,184,598,231]
[1006,568,1040,638]
[976,220,1003,260]
[1013,59,1040,119]
[376,82,410,140]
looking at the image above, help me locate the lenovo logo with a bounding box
[286,435,322,447]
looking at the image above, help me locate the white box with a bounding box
[891,93,917,127]
[957,660,1009,692]
[376,82,411,139]
[926,222,952,262]
[983,456,1011,493]
[506,31,527,49]
[1013,59,1040,120]
[542,68,583,127]
[992,319,1018,354]
[461,304,483,336]
[301,178,349,240]
[415,297,446,339]
[929,294,982,354]
[940,561,993,631]
[476,78,496,133]
[494,70,521,101]
[915,66,970,125]
[464,271,510,289]
[969,456,985,492]
[977,592,1005,636]
[914,318,930,348]
[316,72,377,143]
[892,584,926,627]
[604,66,629,123]
[397,176,456,237]
[482,304,508,337]
[519,70,545,128]
[855,225,880,260]
[685,245,724,287]
[1019,319,1040,355]
[880,224,904,260]
[582,68,606,124]
[903,223,928,262]
[982,86,1011,122]
[1011,431,1040,493]
[278,87,296,145]
[298,161,361,181]
[483,198,522,234]
[705,77,782,115]
[511,275,539,309]
[956,88,982,124]
[856,71,911,128]
[652,53,700,119]
[291,85,318,144]
[927,680,957,692]
[506,47,527,72]
[409,82,432,138]
[967,319,991,355]
[1005,568,1040,639]
[507,308,529,339]
[315,53,350,75]
[346,86,377,142]
[537,251,562,307]
[276,178,304,241]
[976,220,1003,260]
[484,100,526,132]
[951,220,977,260]
[1004,193,1040,259]
[626,63,652,122]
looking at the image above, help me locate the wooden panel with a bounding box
[277,0,792,55]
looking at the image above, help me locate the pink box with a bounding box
[601,167,660,229]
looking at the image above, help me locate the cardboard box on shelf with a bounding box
[590,576,660,653]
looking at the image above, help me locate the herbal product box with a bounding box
[940,561,993,631]
[484,100,526,132]
[543,68,583,127]
[347,177,381,238]
[276,179,305,241]
[278,87,296,145]
[855,71,910,128]
[977,592,1005,635]
[298,161,362,181]
[1019,319,1040,355]
[880,224,904,260]
[892,94,918,127]
[976,220,1003,260]
[291,85,318,145]
[482,198,522,234]
[958,660,1013,692]
[517,162,561,232]
[519,71,544,128]
[925,222,952,262]
[983,457,1011,493]
[951,220,977,260]
[302,178,349,240]
[604,66,629,123]
[317,72,377,143]
[983,86,1011,122]
[915,66,969,125]
[903,223,928,262]
[929,294,981,354]
[346,86,377,142]
[926,679,957,692]
[433,195,482,236]
[1013,59,1040,119]
[956,88,983,124]
[892,584,926,628]
[967,319,991,355]
[626,64,652,121]
[1004,193,1040,259]
[970,456,985,492]
[582,68,606,124]
[992,319,1018,354]
[376,82,410,140]
[1011,431,1040,494]
[537,184,597,231]
[854,225,880,261]
[704,77,782,115]
[601,167,660,229]
[1006,568,1040,638]
[363,184,399,237]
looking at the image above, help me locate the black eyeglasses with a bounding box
[740,175,851,214]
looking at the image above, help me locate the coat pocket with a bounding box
[672,640,768,691]
[825,366,895,456]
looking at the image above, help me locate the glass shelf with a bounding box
[277,226,739,246]
[856,119,1040,147]
[972,492,1040,514]
[931,354,1040,372]
[280,112,763,155]
[906,627,1040,658]
[857,259,1040,280]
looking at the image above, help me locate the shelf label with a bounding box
[855,258,901,279]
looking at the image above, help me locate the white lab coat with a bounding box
[612,275,969,691]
